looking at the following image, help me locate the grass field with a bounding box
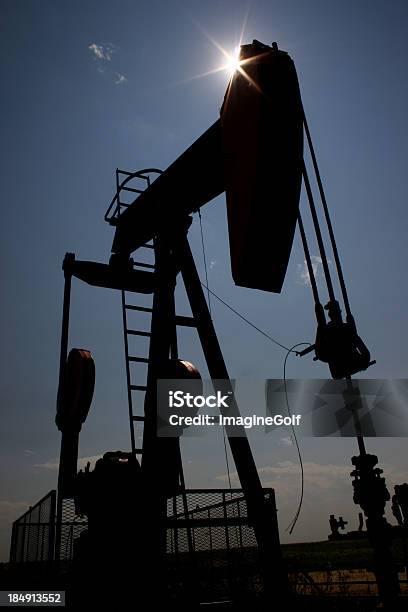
[281,537,407,572]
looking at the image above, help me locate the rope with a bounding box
[303,111,352,318]
[200,282,293,353]
[302,160,336,304]
[283,342,311,534]
[198,210,212,315]
[297,212,321,307]
[222,425,233,492]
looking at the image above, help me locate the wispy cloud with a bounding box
[88,43,127,85]
[297,255,329,287]
[216,461,408,538]
[217,461,352,505]
[281,436,294,446]
[217,461,408,500]
[115,72,127,85]
[88,43,116,62]
[257,461,351,490]
[217,461,351,493]
[33,458,60,470]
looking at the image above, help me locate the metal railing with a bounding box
[166,488,276,600]
[104,168,162,225]
[9,490,56,563]
[9,485,273,602]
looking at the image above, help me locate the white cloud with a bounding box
[216,460,408,541]
[216,461,408,503]
[296,255,331,287]
[33,459,59,470]
[281,436,293,446]
[88,43,116,62]
[216,461,352,498]
[88,43,128,85]
[115,72,127,85]
[258,461,351,489]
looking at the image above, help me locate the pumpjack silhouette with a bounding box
[53,40,401,608]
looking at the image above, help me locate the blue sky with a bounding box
[1,0,408,560]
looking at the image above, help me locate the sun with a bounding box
[224,47,242,77]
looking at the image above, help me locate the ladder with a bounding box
[121,241,156,457]
[121,242,198,458]
[105,167,162,457]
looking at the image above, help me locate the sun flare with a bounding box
[224,47,242,76]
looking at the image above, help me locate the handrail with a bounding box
[104,168,163,223]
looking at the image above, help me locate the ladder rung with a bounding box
[132,415,145,422]
[128,356,150,363]
[130,385,147,391]
[127,330,151,337]
[135,448,143,454]
[125,305,153,313]
[175,315,197,328]
[133,261,155,269]
[117,169,136,177]
[121,186,144,194]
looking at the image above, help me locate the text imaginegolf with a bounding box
[168,414,302,429]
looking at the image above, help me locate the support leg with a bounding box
[55,253,75,562]
[174,229,289,601]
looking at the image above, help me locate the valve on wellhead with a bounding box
[350,453,390,519]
